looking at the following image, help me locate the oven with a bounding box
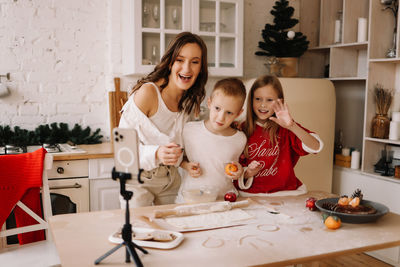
[48,159,90,214]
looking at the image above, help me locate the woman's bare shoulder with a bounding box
[134,83,159,116]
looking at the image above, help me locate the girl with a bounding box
[235,75,323,196]
[119,32,208,207]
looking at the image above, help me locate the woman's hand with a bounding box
[156,143,183,165]
[225,162,244,180]
[244,160,262,178]
[269,99,295,129]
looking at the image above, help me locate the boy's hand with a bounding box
[245,160,262,178]
[156,143,183,165]
[181,161,202,178]
[225,161,243,180]
[187,162,202,178]
[269,99,295,129]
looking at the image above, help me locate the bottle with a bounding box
[334,129,343,155]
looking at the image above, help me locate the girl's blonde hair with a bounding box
[243,75,284,154]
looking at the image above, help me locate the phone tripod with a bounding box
[95,168,148,266]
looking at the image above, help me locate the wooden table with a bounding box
[49,191,400,267]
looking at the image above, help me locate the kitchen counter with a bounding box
[53,142,113,161]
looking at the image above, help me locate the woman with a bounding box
[119,32,208,207]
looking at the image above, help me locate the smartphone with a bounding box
[113,127,140,176]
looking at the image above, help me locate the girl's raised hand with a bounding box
[156,143,183,165]
[269,99,294,129]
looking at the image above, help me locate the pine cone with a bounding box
[321,202,339,211]
[351,189,363,200]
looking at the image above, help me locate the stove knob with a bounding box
[57,167,64,174]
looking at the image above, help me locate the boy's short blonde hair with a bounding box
[211,78,247,106]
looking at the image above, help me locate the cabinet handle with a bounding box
[57,167,64,174]
[50,183,82,190]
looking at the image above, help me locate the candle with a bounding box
[342,147,350,157]
[392,111,400,122]
[351,150,360,169]
[334,20,341,43]
[357,18,368,42]
[389,121,400,140]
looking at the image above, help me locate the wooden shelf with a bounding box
[328,77,366,81]
[369,58,400,63]
[309,42,368,51]
[333,42,368,48]
[365,137,400,145]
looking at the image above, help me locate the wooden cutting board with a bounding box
[108,77,128,136]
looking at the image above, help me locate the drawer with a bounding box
[48,160,88,179]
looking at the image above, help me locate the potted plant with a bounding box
[255,0,309,77]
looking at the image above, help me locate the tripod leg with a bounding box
[125,245,130,263]
[94,242,124,265]
[126,242,144,267]
[132,242,149,254]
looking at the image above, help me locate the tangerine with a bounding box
[225,163,238,176]
[338,196,349,206]
[349,197,360,207]
[324,215,341,230]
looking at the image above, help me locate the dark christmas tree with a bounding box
[255,0,309,58]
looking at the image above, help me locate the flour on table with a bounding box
[164,209,253,229]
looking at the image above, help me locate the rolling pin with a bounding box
[153,199,250,218]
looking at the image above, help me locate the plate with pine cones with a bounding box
[315,189,389,223]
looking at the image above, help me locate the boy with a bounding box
[176,78,251,202]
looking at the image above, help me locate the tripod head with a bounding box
[111,167,144,201]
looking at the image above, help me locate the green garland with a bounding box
[0,123,103,147]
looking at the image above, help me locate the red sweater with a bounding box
[236,123,310,193]
[0,148,46,244]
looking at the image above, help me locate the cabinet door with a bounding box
[89,179,120,211]
[192,0,243,76]
[123,0,191,75]
[89,158,120,211]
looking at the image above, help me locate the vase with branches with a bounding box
[371,84,393,139]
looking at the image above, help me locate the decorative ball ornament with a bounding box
[287,31,295,40]
[224,192,237,202]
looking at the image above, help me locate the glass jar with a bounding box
[371,114,390,139]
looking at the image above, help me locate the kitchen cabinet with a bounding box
[299,0,400,265]
[122,0,243,76]
[89,158,120,211]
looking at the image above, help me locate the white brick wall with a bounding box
[0,0,286,141]
[0,0,112,140]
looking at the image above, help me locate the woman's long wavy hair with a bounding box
[243,75,284,156]
[130,32,208,116]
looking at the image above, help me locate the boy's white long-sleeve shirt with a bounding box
[177,120,247,202]
[118,85,188,171]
